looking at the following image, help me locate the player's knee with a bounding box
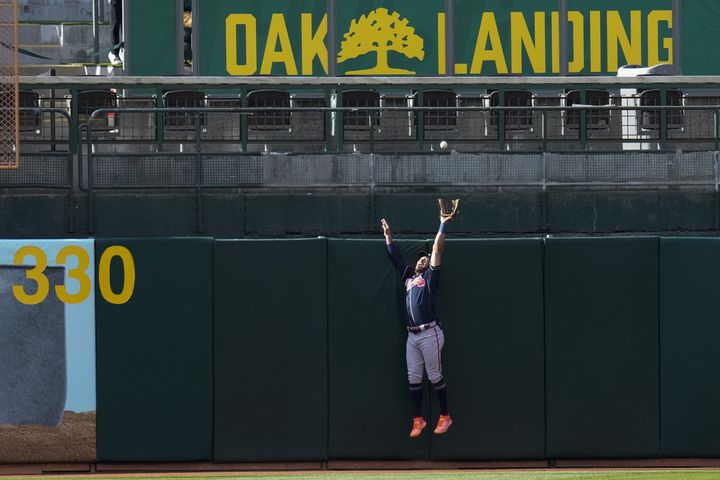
[407,371,423,384]
[427,369,443,384]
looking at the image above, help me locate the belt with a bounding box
[407,321,437,334]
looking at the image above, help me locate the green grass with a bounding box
[18,472,720,480]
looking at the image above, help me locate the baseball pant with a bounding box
[406,325,444,384]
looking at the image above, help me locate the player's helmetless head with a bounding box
[415,255,430,274]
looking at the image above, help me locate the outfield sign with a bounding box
[197,0,674,76]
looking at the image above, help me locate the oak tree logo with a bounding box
[338,8,425,75]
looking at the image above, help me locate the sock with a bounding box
[408,383,423,418]
[433,379,449,416]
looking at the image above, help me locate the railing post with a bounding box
[86,115,94,234]
[541,110,547,152]
[155,88,164,152]
[579,90,587,150]
[498,89,505,150]
[240,88,248,153]
[69,88,79,154]
[417,90,425,152]
[715,151,719,230]
[715,109,719,152]
[369,109,375,152]
[66,111,74,233]
[336,90,344,153]
[660,89,668,150]
[324,87,333,152]
[541,151,549,231]
[195,110,203,232]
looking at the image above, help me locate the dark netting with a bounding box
[91,155,197,187]
[0,154,69,186]
[546,152,715,184]
[373,153,544,185]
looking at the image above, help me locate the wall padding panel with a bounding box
[545,237,660,458]
[660,237,720,457]
[96,238,213,462]
[328,239,430,459]
[213,239,327,461]
[430,239,545,460]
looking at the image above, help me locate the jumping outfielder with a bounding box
[381,203,457,438]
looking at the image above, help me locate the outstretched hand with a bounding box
[381,218,391,236]
[381,218,394,244]
[440,214,454,225]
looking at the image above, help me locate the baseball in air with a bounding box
[439,140,448,150]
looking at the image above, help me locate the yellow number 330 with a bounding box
[12,245,134,305]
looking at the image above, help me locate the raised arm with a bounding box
[382,218,410,278]
[430,215,453,268]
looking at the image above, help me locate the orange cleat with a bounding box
[409,417,427,438]
[434,414,453,434]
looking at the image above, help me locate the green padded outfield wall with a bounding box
[328,239,429,460]
[430,239,545,460]
[660,238,720,457]
[95,238,213,462]
[214,239,328,461]
[545,237,660,459]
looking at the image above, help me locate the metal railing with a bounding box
[78,103,720,152]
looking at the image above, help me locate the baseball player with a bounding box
[381,213,453,438]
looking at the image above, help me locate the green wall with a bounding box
[431,239,545,460]
[213,239,328,461]
[89,235,720,462]
[545,237,660,458]
[95,238,213,462]
[328,239,429,459]
[67,190,716,239]
[660,238,720,457]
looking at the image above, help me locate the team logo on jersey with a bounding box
[406,275,426,291]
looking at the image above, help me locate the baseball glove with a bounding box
[438,198,461,220]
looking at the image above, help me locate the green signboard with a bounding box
[681,0,720,75]
[195,0,678,77]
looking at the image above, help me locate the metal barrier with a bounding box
[2,108,72,188]
[76,103,720,153]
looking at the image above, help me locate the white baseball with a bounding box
[439,140,448,150]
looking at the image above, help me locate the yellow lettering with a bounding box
[226,14,257,75]
[511,12,546,74]
[551,11,559,73]
[98,246,136,305]
[590,11,601,72]
[55,246,92,305]
[301,13,327,75]
[470,12,508,74]
[568,11,584,73]
[261,13,298,75]
[607,10,642,72]
[12,246,49,305]
[648,10,673,66]
[438,12,446,75]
